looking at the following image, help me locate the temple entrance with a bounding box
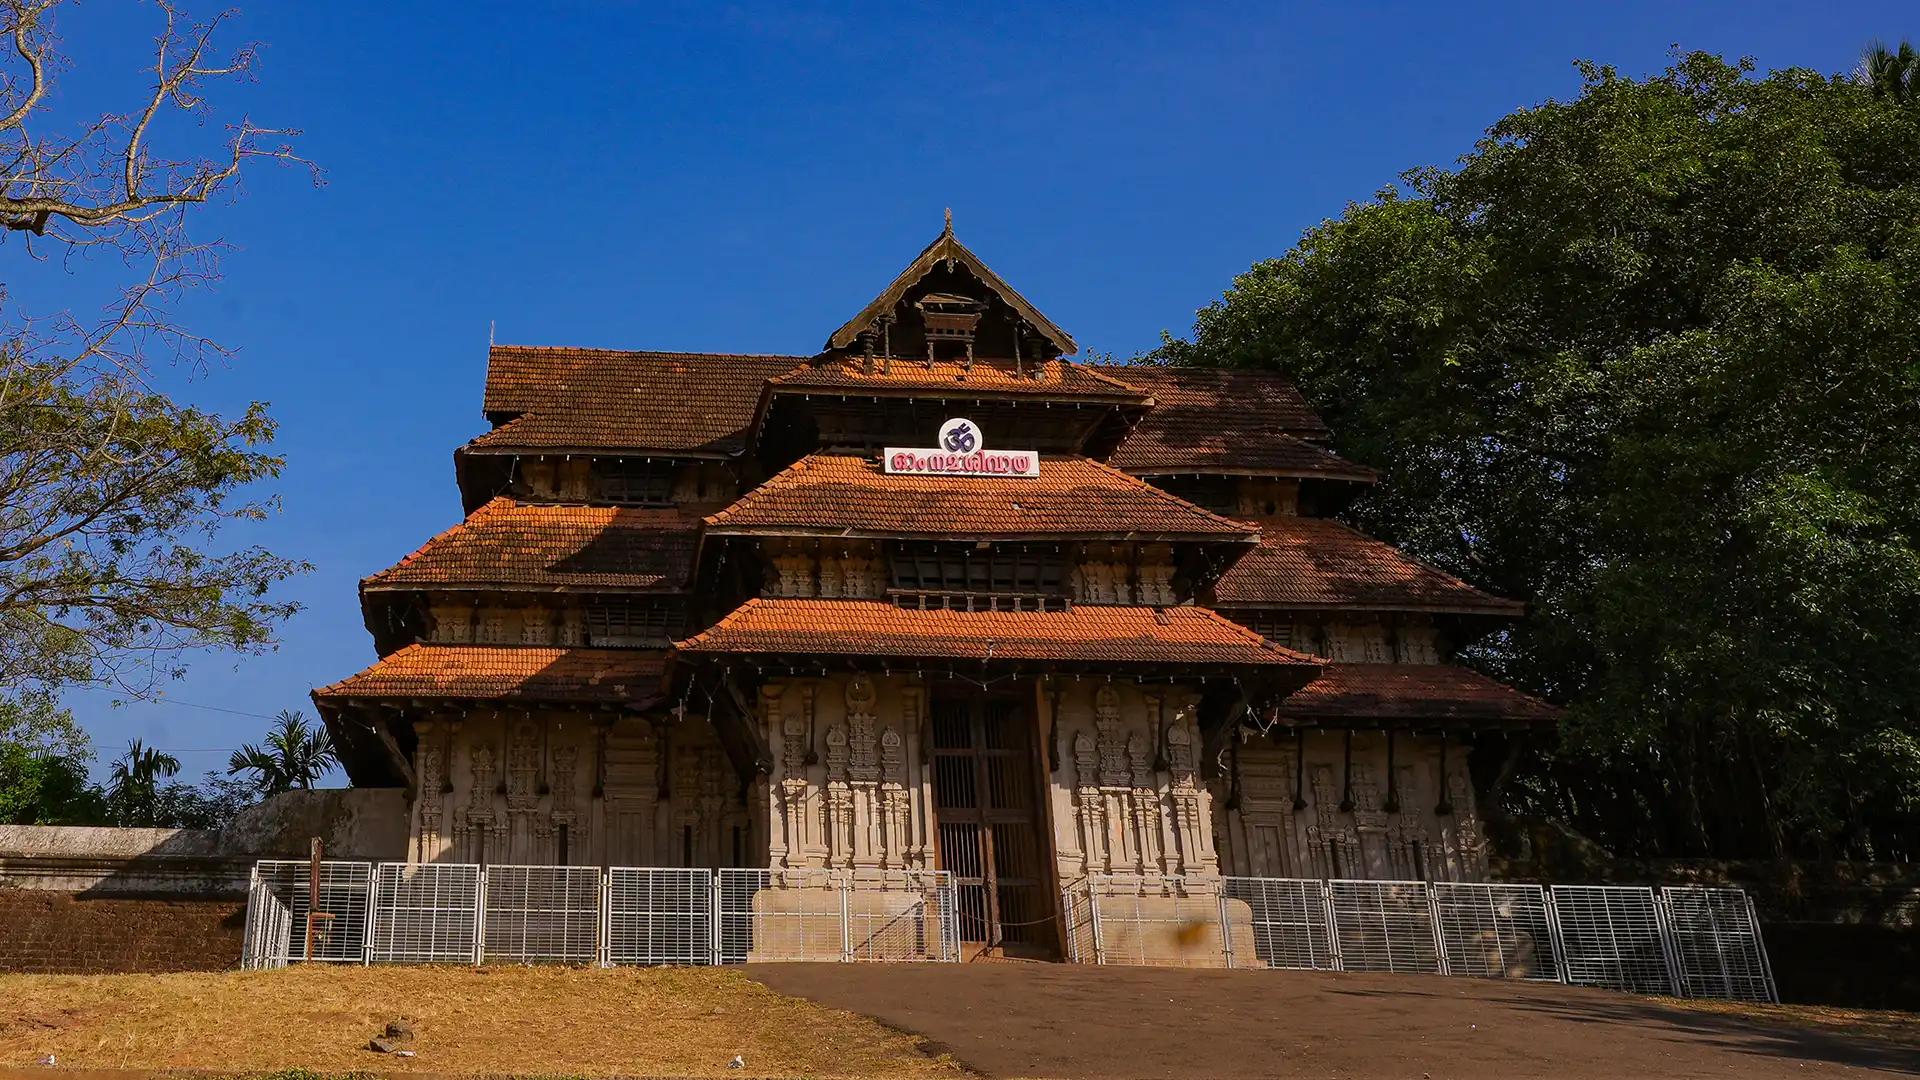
[929,691,1055,957]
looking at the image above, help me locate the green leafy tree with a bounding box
[227,708,339,795]
[0,0,313,732]
[0,692,103,823]
[1157,52,1920,861]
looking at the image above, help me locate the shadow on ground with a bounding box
[748,962,1920,1080]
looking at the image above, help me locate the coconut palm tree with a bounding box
[107,739,182,826]
[227,709,339,795]
[1862,39,1919,102]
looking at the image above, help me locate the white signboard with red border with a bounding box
[882,417,1041,477]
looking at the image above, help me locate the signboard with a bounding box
[883,417,1041,477]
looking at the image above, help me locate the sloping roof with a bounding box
[363,497,699,592]
[771,356,1146,401]
[704,454,1259,541]
[1103,367,1357,474]
[1274,663,1559,727]
[1113,429,1375,481]
[313,644,667,704]
[676,598,1319,669]
[1211,517,1524,615]
[473,346,807,455]
[826,224,1077,355]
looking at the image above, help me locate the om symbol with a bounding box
[941,421,977,453]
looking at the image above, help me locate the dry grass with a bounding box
[0,966,967,1078]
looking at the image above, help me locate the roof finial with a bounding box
[943,206,953,233]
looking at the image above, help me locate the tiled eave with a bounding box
[1267,662,1560,731]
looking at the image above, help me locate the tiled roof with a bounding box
[770,357,1148,400]
[1102,366,1359,474]
[313,644,667,704]
[1274,663,1559,727]
[1211,517,1524,615]
[705,454,1259,541]
[363,497,698,592]
[1114,430,1374,481]
[474,346,807,455]
[676,599,1319,669]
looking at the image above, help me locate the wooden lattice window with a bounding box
[596,460,675,506]
[1227,609,1296,648]
[584,598,685,645]
[1148,475,1238,515]
[887,542,1067,609]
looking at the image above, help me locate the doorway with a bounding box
[929,691,1055,956]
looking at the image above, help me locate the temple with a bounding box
[314,220,1556,958]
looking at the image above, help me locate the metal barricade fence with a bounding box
[842,871,959,962]
[1659,886,1777,1003]
[1429,882,1559,981]
[1221,876,1337,971]
[239,868,292,970]
[715,868,845,962]
[369,862,482,964]
[252,859,372,963]
[484,864,601,964]
[1326,879,1444,974]
[246,860,961,967]
[1549,885,1677,995]
[238,861,1768,996]
[1067,876,1227,967]
[1060,882,1101,964]
[606,867,712,966]
[1069,876,1771,1002]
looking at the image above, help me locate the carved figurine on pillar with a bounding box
[414,719,444,864]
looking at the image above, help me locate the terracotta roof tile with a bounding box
[771,356,1148,400]
[1102,366,1359,474]
[475,346,807,455]
[675,598,1318,668]
[1212,517,1524,615]
[363,497,698,592]
[313,644,666,704]
[1275,663,1559,726]
[705,454,1258,541]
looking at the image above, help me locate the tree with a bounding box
[1862,39,1919,102]
[0,687,102,822]
[105,736,180,826]
[228,708,338,794]
[0,0,313,720]
[1157,52,1920,862]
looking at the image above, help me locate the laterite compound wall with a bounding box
[0,889,246,974]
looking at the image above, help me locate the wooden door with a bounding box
[930,693,1054,954]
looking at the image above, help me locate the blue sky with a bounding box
[25,0,1905,782]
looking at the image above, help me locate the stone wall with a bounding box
[0,788,407,894]
[0,889,245,973]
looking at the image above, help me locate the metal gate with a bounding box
[1430,882,1559,981]
[369,862,482,964]
[1550,885,1676,994]
[1660,886,1777,1002]
[605,867,712,965]
[1326,879,1442,974]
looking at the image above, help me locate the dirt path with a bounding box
[747,963,1920,1079]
